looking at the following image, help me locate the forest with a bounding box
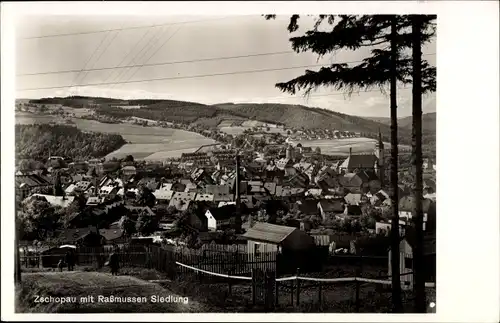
[15,124,127,161]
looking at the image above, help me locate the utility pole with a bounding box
[234,154,242,233]
[411,14,426,313]
[390,15,403,313]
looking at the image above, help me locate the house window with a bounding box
[254,243,261,258]
[404,257,413,269]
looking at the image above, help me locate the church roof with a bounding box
[340,154,378,169]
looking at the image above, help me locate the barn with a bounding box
[242,222,318,274]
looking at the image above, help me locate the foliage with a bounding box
[119,215,136,237]
[17,195,60,240]
[135,185,156,208]
[15,124,127,161]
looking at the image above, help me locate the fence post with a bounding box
[228,270,233,297]
[290,277,294,306]
[318,281,322,307]
[275,274,279,307]
[251,268,256,306]
[295,268,300,307]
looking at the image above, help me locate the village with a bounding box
[16,128,436,292]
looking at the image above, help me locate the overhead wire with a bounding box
[117,26,184,88]
[17,53,436,77]
[109,25,171,88]
[18,16,235,40]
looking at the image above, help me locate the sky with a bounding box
[16,15,436,118]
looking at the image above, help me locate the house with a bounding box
[57,226,103,247]
[398,196,436,231]
[296,200,320,217]
[317,199,344,221]
[205,205,238,231]
[75,181,93,192]
[242,222,317,273]
[375,220,406,236]
[205,185,233,202]
[344,204,362,217]
[344,193,363,206]
[86,196,103,206]
[121,165,137,177]
[64,183,77,195]
[370,190,391,206]
[243,222,315,254]
[15,174,53,199]
[29,194,75,209]
[99,228,127,245]
[169,192,197,211]
[99,185,119,199]
[195,193,215,202]
[152,188,174,203]
[388,230,436,288]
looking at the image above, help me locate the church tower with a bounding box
[374,129,385,184]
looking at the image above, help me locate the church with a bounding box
[338,131,385,184]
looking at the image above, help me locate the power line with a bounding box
[117,26,183,89]
[78,30,122,86]
[17,57,436,92]
[110,25,172,88]
[17,52,436,77]
[103,25,162,85]
[69,31,112,88]
[19,16,234,40]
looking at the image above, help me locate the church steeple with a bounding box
[374,128,385,185]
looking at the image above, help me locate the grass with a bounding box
[16,271,210,313]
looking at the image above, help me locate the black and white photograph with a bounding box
[1,1,499,321]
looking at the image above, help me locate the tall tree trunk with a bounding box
[390,16,403,313]
[15,217,22,284]
[411,14,426,313]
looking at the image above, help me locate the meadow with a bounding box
[15,112,216,160]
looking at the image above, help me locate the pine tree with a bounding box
[264,14,436,312]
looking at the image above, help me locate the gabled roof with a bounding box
[297,199,320,215]
[99,229,125,241]
[30,194,75,208]
[15,174,52,188]
[153,189,174,200]
[318,199,344,213]
[125,205,155,216]
[344,193,363,205]
[340,154,378,169]
[206,204,237,221]
[399,196,434,213]
[345,204,362,216]
[243,222,297,244]
[58,226,99,243]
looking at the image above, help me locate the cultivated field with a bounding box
[15,112,216,160]
[294,138,411,156]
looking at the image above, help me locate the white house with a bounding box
[205,205,237,231]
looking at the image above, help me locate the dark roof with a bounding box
[15,174,52,188]
[318,199,344,213]
[399,196,434,213]
[342,154,378,169]
[355,170,379,182]
[99,229,125,241]
[298,200,320,215]
[346,204,362,216]
[207,204,237,220]
[205,184,231,195]
[58,226,98,243]
[243,222,297,244]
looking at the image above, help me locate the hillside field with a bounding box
[15,112,216,160]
